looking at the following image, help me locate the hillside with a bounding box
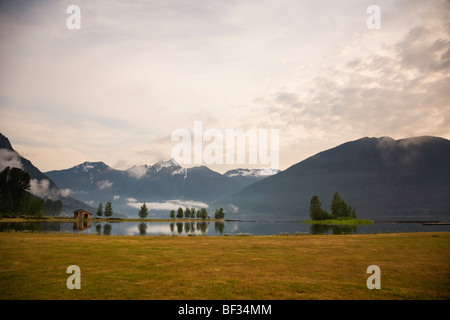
[45,159,244,217]
[0,133,98,215]
[216,136,450,221]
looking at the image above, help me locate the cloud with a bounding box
[29,179,72,200]
[1,0,449,174]
[0,149,22,171]
[251,22,450,147]
[396,25,450,72]
[126,199,209,211]
[126,165,149,179]
[96,180,113,190]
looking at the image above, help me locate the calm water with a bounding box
[0,220,448,236]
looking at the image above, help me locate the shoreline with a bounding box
[1,216,450,225]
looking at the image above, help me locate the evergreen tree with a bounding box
[0,167,32,214]
[139,202,148,219]
[170,209,175,219]
[43,199,63,216]
[96,202,103,217]
[330,192,356,219]
[199,208,208,219]
[176,207,184,219]
[104,201,113,220]
[184,207,191,219]
[309,195,329,220]
[44,199,53,215]
[214,208,225,219]
[0,167,31,214]
[53,200,63,216]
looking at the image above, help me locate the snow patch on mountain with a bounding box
[127,164,150,179]
[171,167,188,179]
[224,168,279,177]
[153,158,180,172]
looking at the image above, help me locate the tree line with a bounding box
[93,202,226,220]
[169,207,225,220]
[309,192,356,221]
[95,201,114,219]
[0,167,62,217]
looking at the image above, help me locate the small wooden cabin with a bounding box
[74,209,92,219]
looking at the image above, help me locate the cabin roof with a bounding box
[74,209,92,215]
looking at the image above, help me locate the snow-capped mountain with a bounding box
[126,159,182,178]
[45,159,246,217]
[224,168,280,187]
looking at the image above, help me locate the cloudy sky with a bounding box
[1,0,449,173]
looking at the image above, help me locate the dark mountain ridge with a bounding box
[216,136,450,221]
[0,133,97,215]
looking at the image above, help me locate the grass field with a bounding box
[0,232,449,300]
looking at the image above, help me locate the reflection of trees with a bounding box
[196,222,208,234]
[310,224,357,235]
[103,223,112,235]
[0,221,45,232]
[176,222,183,234]
[184,222,196,234]
[214,222,224,235]
[170,221,209,235]
[138,222,147,236]
[95,224,102,235]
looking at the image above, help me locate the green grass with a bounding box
[302,219,373,225]
[0,232,449,300]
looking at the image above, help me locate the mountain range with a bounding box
[2,132,450,221]
[44,159,276,217]
[216,136,450,221]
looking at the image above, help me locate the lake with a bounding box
[0,220,449,236]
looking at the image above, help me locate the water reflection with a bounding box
[0,220,448,235]
[138,222,147,235]
[73,220,91,231]
[103,223,112,235]
[176,222,183,234]
[214,222,224,234]
[197,222,208,234]
[95,224,102,235]
[171,221,211,235]
[309,224,358,235]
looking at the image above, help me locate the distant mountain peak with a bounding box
[154,158,180,168]
[74,161,110,173]
[152,158,181,173]
[224,168,279,177]
[0,133,14,151]
[126,164,150,178]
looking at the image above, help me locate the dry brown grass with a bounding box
[0,232,449,300]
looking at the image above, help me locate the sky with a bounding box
[1,0,449,174]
